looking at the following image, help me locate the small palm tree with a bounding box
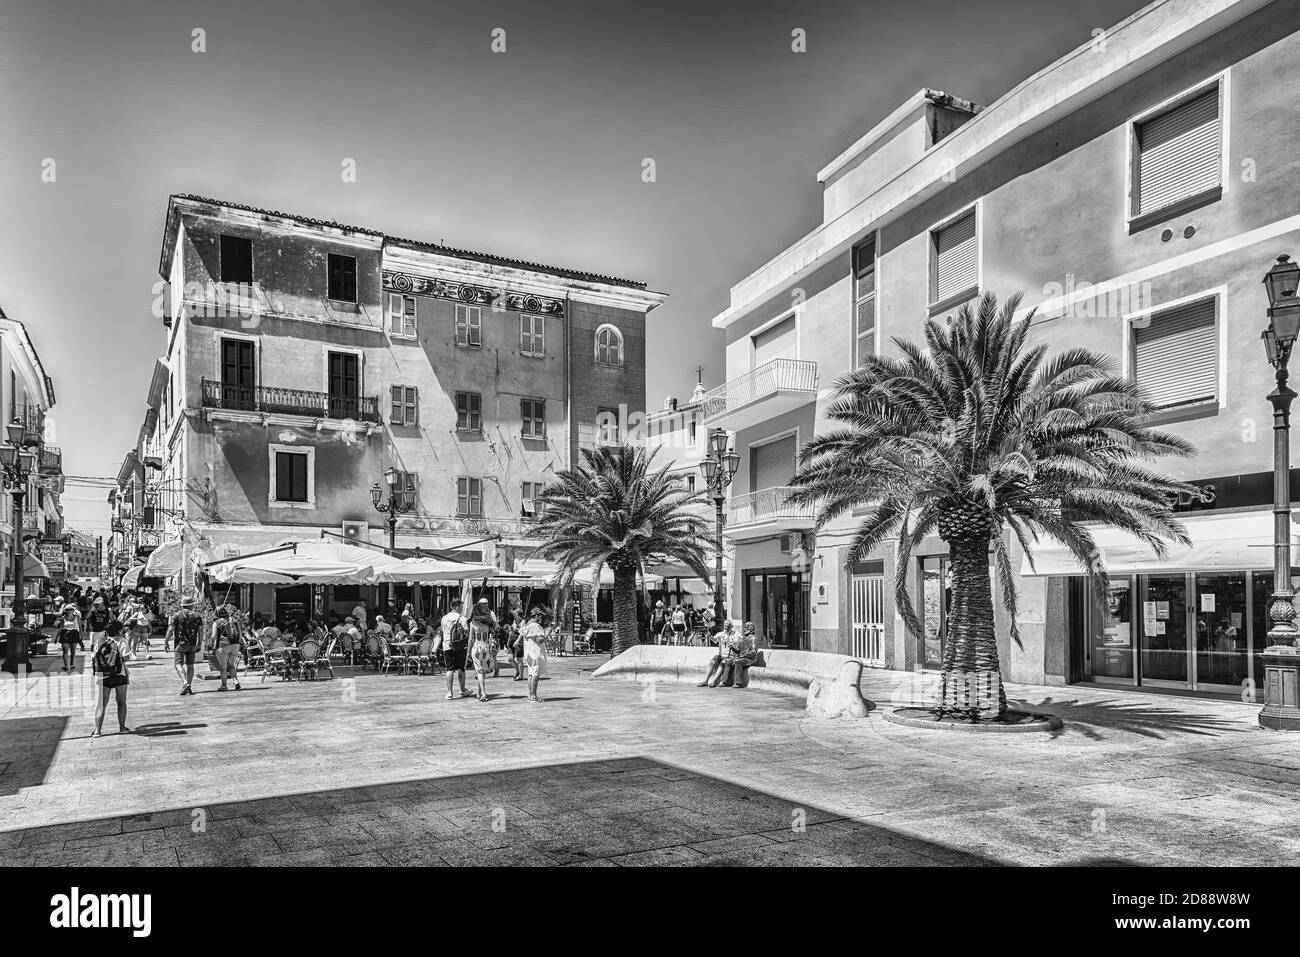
[534,445,713,655]
[788,291,1196,720]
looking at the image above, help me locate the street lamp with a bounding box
[1259,254,1300,730]
[371,467,415,612]
[1,417,41,674]
[699,428,740,631]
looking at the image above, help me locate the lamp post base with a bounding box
[1259,645,1300,730]
[1,626,32,674]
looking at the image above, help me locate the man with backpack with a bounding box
[85,597,113,655]
[438,598,470,699]
[167,596,204,696]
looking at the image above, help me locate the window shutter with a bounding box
[933,211,977,303]
[750,434,797,491]
[1133,298,1217,408]
[1135,87,1220,217]
[752,316,796,368]
[391,385,403,422]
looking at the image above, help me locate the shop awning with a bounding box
[374,556,495,583]
[120,564,146,589]
[206,551,375,585]
[144,539,185,579]
[22,554,50,580]
[1020,511,1299,576]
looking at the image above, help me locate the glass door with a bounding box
[1137,574,1190,686]
[1193,573,1249,693]
[920,557,950,671]
[1088,578,1135,680]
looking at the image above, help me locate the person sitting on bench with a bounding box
[699,619,738,688]
[721,622,761,688]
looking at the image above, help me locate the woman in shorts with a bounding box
[467,598,497,701]
[56,602,82,672]
[92,621,130,737]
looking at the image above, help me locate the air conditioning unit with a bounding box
[341,521,369,542]
[779,533,800,554]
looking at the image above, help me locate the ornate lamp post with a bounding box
[1,417,41,674]
[371,467,415,612]
[699,429,740,630]
[1259,254,1300,729]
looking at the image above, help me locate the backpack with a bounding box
[95,642,122,677]
[447,618,469,649]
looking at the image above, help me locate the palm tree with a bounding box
[788,291,1197,721]
[534,445,713,655]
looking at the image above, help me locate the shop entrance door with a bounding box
[1137,574,1190,686]
[1192,573,1250,693]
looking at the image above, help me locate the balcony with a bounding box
[723,486,815,540]
[700,359,818,432]
[201,379,381,424]
[39,445,61,476]
[21,509,40,538]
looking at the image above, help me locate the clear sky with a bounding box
[0,0,1148,536]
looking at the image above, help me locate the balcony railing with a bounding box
[21,509,40,535]
[700,359,818,426]
[201,379,381,423]
[39,445,61,476]
[726,486,815,530]
[12,403,45,442]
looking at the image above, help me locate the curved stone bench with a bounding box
[590,645,870,718]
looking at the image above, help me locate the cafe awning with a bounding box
[373,556,495,583]
[119,564,146,589]
[206,551,375,585]
[23,554,50,580]
[1020,511,1299,577]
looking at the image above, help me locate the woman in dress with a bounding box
[91,620,130,737]
[520,606,549,702]
[467,598,497,701]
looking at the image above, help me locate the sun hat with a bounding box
[476,598,488,605]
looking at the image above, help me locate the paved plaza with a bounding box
[1,650,1299,866]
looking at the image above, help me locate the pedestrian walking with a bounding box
[508,607,525,680]
[438,599,470,699]
[85,597,112,654]
[467,597,497,701]
[520,606,549,702]
[55,601,82,672]
[211,605,243,691]
[91,620,130,737]
[167,596,204,695]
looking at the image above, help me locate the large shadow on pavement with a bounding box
[3,755,1006,867]
[1020,695,1249,741]
[0,716,69,797]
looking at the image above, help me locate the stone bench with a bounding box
[590,645,870,719]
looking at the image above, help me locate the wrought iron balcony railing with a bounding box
[700,359,818,422]
[726,486,816,529]
[201,379,381,423]
[39,445,61,476]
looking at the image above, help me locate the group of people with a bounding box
[700,618,762,689]
[438,597,550,702]
[647,600,711,644]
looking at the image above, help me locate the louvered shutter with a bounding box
[1133,298,1217,408]
[933,211,977,303]
[752,316,796,368]
[1135,87,1221,217]
[751,434,797,491]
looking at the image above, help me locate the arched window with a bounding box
[594,324,624,366]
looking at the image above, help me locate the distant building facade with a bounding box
[130,195,663,620]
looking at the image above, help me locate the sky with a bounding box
[0,0,1149,537]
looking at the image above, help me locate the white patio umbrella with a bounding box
[205,551,374,585]
[374,556,495,583]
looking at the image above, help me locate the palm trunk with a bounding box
[611,565,640,656]
[938,536,1008,720]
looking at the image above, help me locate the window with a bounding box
[520,315,545,356]
[455,392,481,431]
[597,407,620,445]
[595,324,623,365]
[686,474,696,493]
[270,446,314,507]
[388,294,416,337]
[521,481,545,517]
[394,470,418,505]
[521,398,545,439]
[1131,82,1222,223]
[930,210,977,307]
[853,237,877,365]
[457,477,482,517]
[456,305,482,347]
[328,254,357,302]
[751,434,797,491]
[689,417,698,446]
[752,316,796,368]
[1131,296,1218,411]
[220,234,253,285]
[390,385,418,426]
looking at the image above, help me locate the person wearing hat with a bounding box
[649,600,668,645]
[167,595,204,696]
[467,598,498,701]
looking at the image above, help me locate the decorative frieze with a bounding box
[383,270,565,318]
